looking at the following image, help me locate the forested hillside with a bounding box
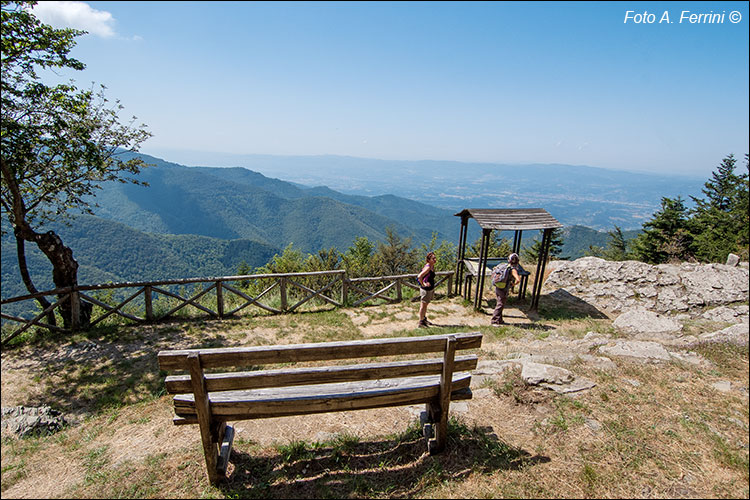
[89,152,458,252]
[0,215,278,300]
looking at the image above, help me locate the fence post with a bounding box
[396,278,402,302]
[446,273,453,297]
[70,290,80,331]
[279,277,287,312]
[341,271,348,306]
[145,285,153,321]
[216,281,224,319]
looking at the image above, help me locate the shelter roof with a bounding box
[454,208,562,231]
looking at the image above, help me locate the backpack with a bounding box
[490,263,512,289]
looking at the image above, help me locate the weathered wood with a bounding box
[173,373,472,419]
[279,278,287,312]
[153,284,218,318]
[286,277,342,311]
[431,335,457,454]
[216,424,234,476]
[0,294,69,346]
[172,387,473,426]
[162,332,481,484]
[144,285,153,321]
[158,332,482,370]
[81,289,144,326]
[187,353,220,484]
[70,291,81,330]
[216,282,224,319]
[221,282,281,315]
[165,355,478,394]
[351,281,399,307]
[0,270,348,304]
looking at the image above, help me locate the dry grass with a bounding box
[1,297,748,498]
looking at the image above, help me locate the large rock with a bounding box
[1,406,66,438]
[599,340,672,361]
[698,323,750,346]
[613,306,683,334]
[521,361,574,385]
[545,257,749,315]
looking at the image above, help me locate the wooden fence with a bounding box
[1,270,454,346]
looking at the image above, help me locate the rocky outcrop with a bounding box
[544,257,749,316]
[1,406,66,438]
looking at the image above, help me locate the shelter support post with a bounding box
[454,214,469,296]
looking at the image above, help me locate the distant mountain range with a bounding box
[4,150,689,308]
[154,151,705,230]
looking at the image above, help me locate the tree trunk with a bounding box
[14,230,57,326]
[18,227,91,329]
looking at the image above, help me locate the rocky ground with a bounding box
[1,257,748,498]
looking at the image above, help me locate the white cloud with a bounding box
[31,1,116,38]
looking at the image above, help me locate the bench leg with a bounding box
[216,423,235,477]
[188,353,223,485]
[426,400,450,455]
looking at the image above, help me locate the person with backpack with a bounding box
[417,252,437,328]
[490,252,521,325]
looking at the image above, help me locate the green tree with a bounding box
[690,154,749,262]
[304,247,341,272]
[1,1,151,327]
[601,225,631,261]
[420,231,457,271]
[522,228,564,264]
[341,236,375,278]
[372,226,418,276]
[466,232,511,259]
[632,196,693,264]
[256,243,306,274]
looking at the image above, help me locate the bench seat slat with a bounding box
[172,373,471,420]
[170,387,473,426]
[165,355,478,394]
[158,332,482,370]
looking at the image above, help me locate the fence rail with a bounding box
[1,270,454,346]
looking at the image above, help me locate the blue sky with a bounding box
[30,1,749,177]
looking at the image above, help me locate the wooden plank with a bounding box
[165,355,478,394]
[187,353,220,484]
[221,282,281,315]
[216,424,234,476]
[173,373,471,418]
[82,289,144,325]
[155,284,218,318]
[0,295,69,346]
[286,277,342,311]
[351,281,399,307]
[431,336,457,454]
[158,332,482,370]
[172,387,472,424]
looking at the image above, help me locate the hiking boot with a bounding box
[425,319,437,326]
[418,319,429,328]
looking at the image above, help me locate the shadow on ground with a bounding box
[220,424,550,498]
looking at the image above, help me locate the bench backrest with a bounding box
[158,332,482,396]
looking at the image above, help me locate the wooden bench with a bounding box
[158,332,483,484]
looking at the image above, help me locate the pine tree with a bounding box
[601,225,630,261]
[633,196,693,264]
[522,228,564,264]
[690,154,749,262]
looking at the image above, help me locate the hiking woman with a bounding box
[491,252,521,325]
[417,252,437,328]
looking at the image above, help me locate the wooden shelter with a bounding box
[454,208,562,311]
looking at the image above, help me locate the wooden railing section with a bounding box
[1,270,453,345]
